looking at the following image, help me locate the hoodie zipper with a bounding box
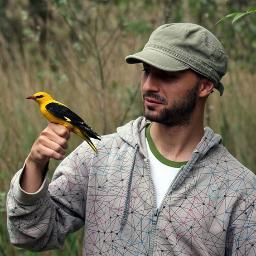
[148,163,188,256]
[146,149,201,255]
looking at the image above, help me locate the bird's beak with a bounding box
[26,96,36,100]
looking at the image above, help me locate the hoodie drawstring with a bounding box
[120,145,138,232]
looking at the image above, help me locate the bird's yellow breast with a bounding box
[40,100,73,128]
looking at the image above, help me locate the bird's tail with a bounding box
[73,127,98,153]
[84,136,98,153]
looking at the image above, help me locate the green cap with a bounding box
[126,23,228,95]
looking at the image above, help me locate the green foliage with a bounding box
[217,7,256,24]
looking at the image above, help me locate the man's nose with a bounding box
[142,73,160,92]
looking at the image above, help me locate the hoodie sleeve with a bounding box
[225,197,256,255]
[6,142,93,251]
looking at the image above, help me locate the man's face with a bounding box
[141,64,201,126]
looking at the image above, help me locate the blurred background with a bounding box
[0,0,255,255]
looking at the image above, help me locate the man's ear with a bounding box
[198,79,214,97]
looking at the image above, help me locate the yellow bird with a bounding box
[26,91,101,153]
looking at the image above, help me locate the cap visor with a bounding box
[126,48,189,71]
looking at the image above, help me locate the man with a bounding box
[7,23,256,255]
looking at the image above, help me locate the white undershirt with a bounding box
[146,139,182,209]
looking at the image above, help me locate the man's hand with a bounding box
[21,123,71,193]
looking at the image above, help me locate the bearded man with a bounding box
[7,23,256,256]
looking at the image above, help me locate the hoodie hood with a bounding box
[117,117,149,157]
[195,126,222,158]
[116,116,222,160]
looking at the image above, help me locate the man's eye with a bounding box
[160,72,180,81]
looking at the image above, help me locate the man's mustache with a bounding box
[143,92,167,104]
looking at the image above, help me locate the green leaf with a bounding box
[226,13,241,18]
[216,13,239,24]
[247,7,256,12]
[232,9,256,23]
[217,8,256,24]
[232,12,250,23]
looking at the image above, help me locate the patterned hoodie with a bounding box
[7,117,256,255]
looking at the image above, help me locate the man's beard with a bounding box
[143,81,200,127]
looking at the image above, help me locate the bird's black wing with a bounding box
[46,102,100,140]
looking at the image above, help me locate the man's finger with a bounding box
[48,123,71,139]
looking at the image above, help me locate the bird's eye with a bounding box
[36,95,44,99]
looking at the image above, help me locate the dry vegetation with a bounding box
[0,0,255,255]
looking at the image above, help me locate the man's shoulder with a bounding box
[220,144,253,171]
[207,143,256,185]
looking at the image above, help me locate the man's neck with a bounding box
[150,120,204,162]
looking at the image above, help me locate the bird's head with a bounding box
[26,91,54,104]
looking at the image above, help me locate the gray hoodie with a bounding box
[7,117,256,255]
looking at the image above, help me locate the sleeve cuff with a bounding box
[11,164,49,205]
